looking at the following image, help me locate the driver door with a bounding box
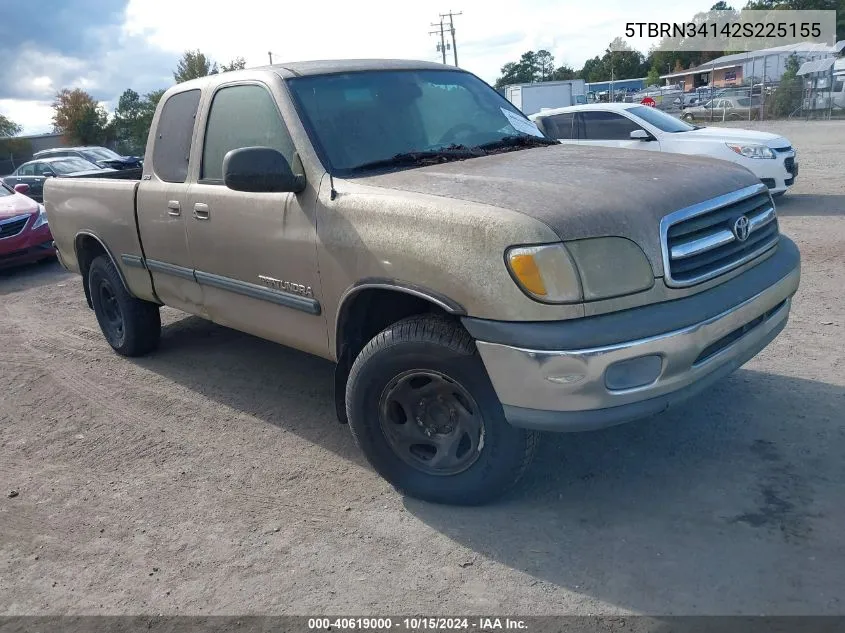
[184,82,327,358]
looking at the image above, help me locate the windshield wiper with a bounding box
[351,145,484,173]
[475,135,558,152]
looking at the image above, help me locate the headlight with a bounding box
[726,143,775,159]
[506,243,582,303]
[506,238,653,304]
[32,204,48,229]
[565,237,654,300]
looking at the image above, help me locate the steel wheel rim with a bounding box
[378,369,485,476]
[97,280,124,339]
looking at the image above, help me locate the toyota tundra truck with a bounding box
[45,60,800,505]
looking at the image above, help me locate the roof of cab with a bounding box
[165,59,460,94]
[267,59,453,77]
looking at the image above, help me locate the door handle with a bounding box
[167,200,181,217]
[193,203,210,220]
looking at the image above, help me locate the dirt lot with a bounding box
[2,120,844,616]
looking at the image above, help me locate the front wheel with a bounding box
[89,255,161,357]
[682,113,694,122]
[345,315,538,505]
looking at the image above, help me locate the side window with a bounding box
[201,84,295,182]
[541,113,575,140]
[580,111,641,141]
[34,163,53,176]
[18,163,35,176]
[152,89,201,184]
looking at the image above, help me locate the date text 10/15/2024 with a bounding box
[308,618,528,631]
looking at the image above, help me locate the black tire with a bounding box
[682,113,694,122]
[345,315,539,505]
[88,255,160,357]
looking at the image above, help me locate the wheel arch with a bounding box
[74,231,132,309]
[332,280,467,424]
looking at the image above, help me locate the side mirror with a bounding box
[43,170,56,178]
[223,147,306,193]
[630,130,653,141]
[13,183,30,194]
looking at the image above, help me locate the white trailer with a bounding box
[503,80,587,116]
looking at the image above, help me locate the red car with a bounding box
[0,182,54,268]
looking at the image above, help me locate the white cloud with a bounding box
[0,100,54,135]
[7,0,713,133]
[124,0,709,83]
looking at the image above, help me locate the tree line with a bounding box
[493,0,844,89]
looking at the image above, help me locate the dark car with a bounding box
[1,157,114,203]
[33,146,143,171]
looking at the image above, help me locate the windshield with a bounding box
[0,183,13,197]
[287,69,546,175]
[82,147,122,161]
[51,158,99,174]
[628,106,695,133]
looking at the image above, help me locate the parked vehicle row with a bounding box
[1,157,117,203]
[33,146,143,171]
[530,103,797,195]
[44,60,799,505]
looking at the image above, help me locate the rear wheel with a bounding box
[89,255,160,357]
[345,315,539,505]
[682,113,694,122]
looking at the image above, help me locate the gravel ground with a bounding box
[1,121,844,616]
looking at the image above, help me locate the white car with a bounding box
[529,103,797,195]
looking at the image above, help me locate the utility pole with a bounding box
[268,51,274,65]
[429,19,447,64]
[440,10,462,67]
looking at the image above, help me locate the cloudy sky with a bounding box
[1,0,709,134]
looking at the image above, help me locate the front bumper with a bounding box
[467,237,800,432]
[0,218,54,268]
[750,150,797,193]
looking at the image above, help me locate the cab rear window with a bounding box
[152,89,201,183]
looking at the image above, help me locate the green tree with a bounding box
[711,1,735,9]
[646,67,661,86]
[220,57,247,72]
[579,56,603,81]
[743,0,844,41]
[494,52,541,88]
[552,64,576,80]
[535,50,555,81]
[769,53,803,117]
[0,113,22,137]
[51,88,109,145]
[174,50,218,83]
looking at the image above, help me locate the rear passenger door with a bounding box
[577,111,660,151]
[185,82,326,357]
[135,88,206,315]
[536,112,577,144]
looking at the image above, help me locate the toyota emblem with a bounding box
[733,215,751,242]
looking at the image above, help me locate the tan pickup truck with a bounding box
[45,60,800,504]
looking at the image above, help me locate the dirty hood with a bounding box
[351,144,761,275]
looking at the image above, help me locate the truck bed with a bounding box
[45,176,157,303]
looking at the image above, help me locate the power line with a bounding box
[429,20,448,65]
[429,10,461,66]
[440,11,462,67]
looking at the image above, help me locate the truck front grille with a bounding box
[661,184,779,287]
[0,215,29,240]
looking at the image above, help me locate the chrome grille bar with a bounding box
[660,183,779,288]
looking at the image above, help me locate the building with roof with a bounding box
[659,42,842,92]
